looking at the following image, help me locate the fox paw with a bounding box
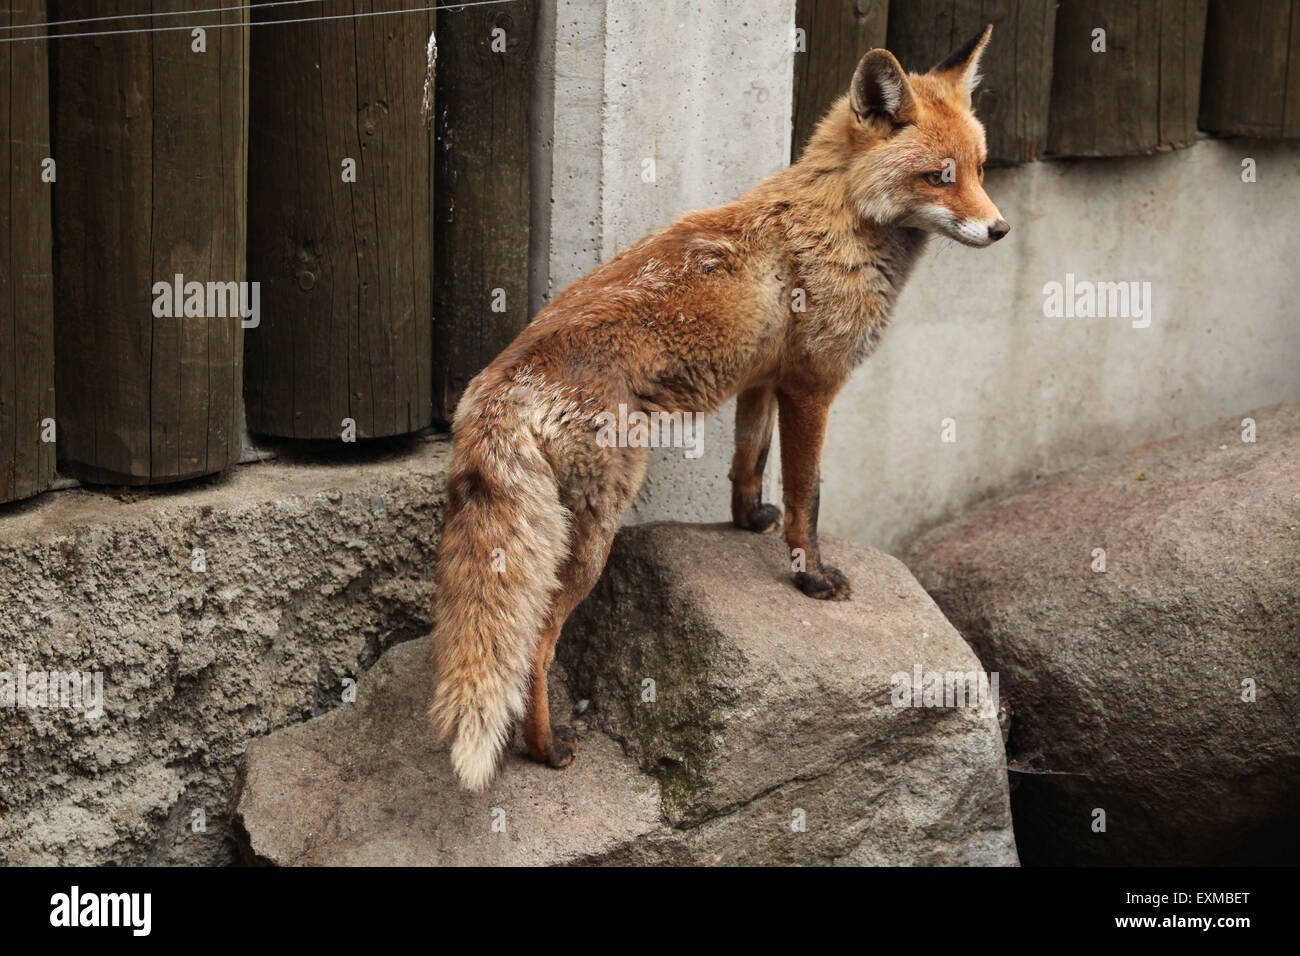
[547,725,580,769]
[797,565,852,601]
[737,503,782,534]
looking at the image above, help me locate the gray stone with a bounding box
[0,439,449,865]
[234,522,1017,865]
[561,522,1018,865]
[234,639,665,866]
[906,403,1300,865]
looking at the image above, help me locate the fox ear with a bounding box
[850,49,917,128]
[929,24,993,107]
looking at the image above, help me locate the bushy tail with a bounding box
[429,393,569,792]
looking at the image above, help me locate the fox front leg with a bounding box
[776,388,851,600]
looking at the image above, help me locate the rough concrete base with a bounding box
[0,439,449,865]
[235,523,1018,865]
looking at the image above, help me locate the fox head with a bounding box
[828,26,1009,247]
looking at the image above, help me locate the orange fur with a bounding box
[430,27,1008,790]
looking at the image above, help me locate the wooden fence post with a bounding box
[50,0,248,484]
[0,0,55,504]
[1199,0,1300,138]
[886,0,1057,164]
[433,0,535,423]
[245,1,435,440]
[792,0,889,159]
[1047,0,1208,157]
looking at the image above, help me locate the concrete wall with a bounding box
[0,443,450,865]
[539,11,1300,556]
[825,138,1300,555]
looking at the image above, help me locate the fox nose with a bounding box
[988,219,1010,242]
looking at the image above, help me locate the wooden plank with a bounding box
[886,0,1057,164]
[50,0,247,484]
[245,0,435,439]
[792,0,890,159]
[0,0,55,503]
[433,0,535,423]
[1047,0,1208,157]
[1199,0,1300,138]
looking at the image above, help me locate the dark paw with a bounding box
[737,503,782,534]
[546,725,579,769]
[796,565,852,601]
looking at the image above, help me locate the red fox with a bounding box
[430,28,1009,791]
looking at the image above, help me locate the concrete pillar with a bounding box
[536,0,797,523]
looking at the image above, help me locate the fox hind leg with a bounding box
[522,531,607,769]
[730,384,781,533]
[523,443,646,769]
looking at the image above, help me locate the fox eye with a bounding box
[978,163,986,181]
[923,171,949,188]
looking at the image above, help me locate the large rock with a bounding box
[561,523,1017,865]
[906,403,1300,865]
[0,439,449,865]
[235,523,1017,865]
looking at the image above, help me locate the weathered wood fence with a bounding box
[245,0,436,440]
[0,0,55,503]
[1200,0,1300,138]
[432,0,535,422]
[0,0,1292,505]
[49,0,248,485]
[1047,0,1208,156]
[24,0,531,487]
[795,0,1288,160]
